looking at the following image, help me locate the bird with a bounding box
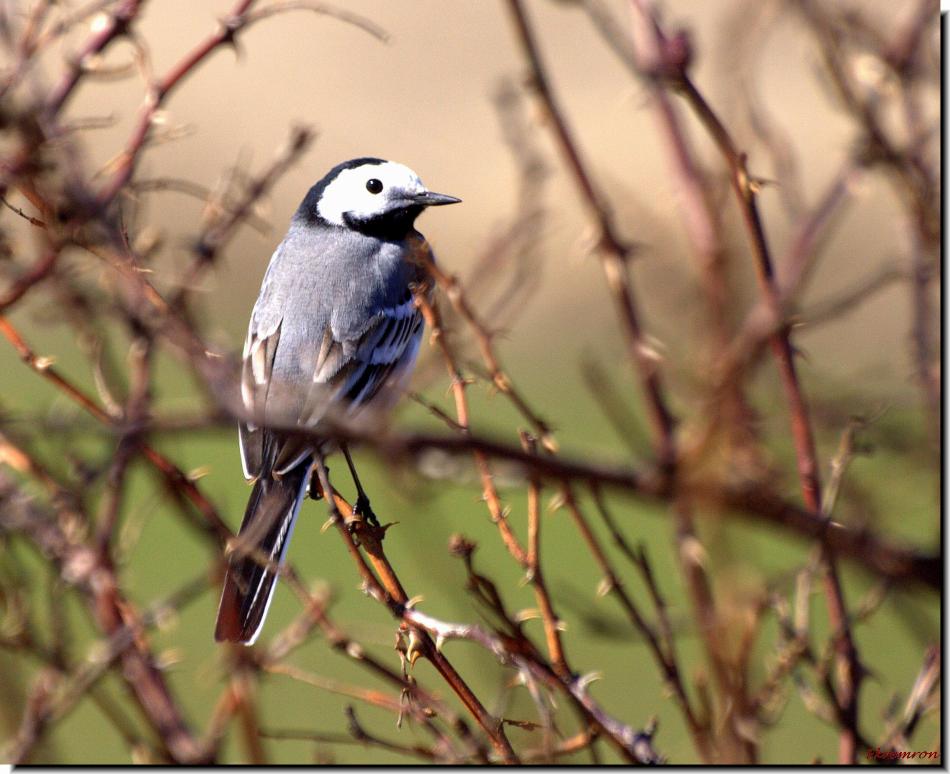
[214,157,459,644]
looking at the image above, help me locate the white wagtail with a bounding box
[214,158,459,644]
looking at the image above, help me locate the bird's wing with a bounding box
[239,286,427,479]
[329,288,424,407]
[238,316,282,481]
[270,290,426,474]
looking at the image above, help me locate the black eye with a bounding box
[366,178,383,194]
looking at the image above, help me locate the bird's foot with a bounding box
[308,467,326,500]
[353,493,380,528]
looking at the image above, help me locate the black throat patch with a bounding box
[342,205,424,241]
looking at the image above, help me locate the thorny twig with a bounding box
[508,0,751,760]
[625,0,869,760]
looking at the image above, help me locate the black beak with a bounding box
[413,190,461,207]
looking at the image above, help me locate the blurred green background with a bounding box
[0,0,939,764]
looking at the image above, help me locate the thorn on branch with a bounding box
[448,533,477,560]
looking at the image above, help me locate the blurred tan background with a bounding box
[47,0,931,397]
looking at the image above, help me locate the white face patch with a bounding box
[317,161,427,226]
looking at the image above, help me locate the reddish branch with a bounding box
[0,245,60,311]
[93,0,258,206]
[0,314,232,545]
[44,0,145,118]
[625,0,865,760]
[0,473,210,764]
[308,461,521,764]
[796,0,940,437]
[506,0,675,465]
[415,289,528,565]
[506,0,752,760]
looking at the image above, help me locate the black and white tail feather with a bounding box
[214,464,309,644]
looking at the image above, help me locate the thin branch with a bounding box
[0,313,232,544]
[626,0,864,759]
[0,474,211,764]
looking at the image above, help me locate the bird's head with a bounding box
[300,158,460,239]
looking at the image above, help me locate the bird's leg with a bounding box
[342,443,379,527]
[312,453,360,540]
[307,460,326,501]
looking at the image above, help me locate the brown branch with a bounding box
[506,1,755,759]
[262,704,439,762]
[908,236,939,440]
[264,662,403,715]
[172,125,316,309]
[308,461,520,764]
[564,486,709,751]
[416,291,528,565]
[625,0,866,759]
[506,0,675,465]
[2,569,207,763]
[590,487,702,726]
[403,605,662,764]
[879,645,939,751]
[309,466,660,763]
[94,0,257,206]
[704,158,865,417]
[423,259,556,452]
[0,473,211,764]
[520,432,568,677]
[260,574,469,759]
[43,0,145,118]
[0,246,60,312]
[93,0,381,207]
[803,264,906,326]
[795,0,940,436]
[0,313,232,545]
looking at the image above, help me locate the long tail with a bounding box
[214,462,310,644]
